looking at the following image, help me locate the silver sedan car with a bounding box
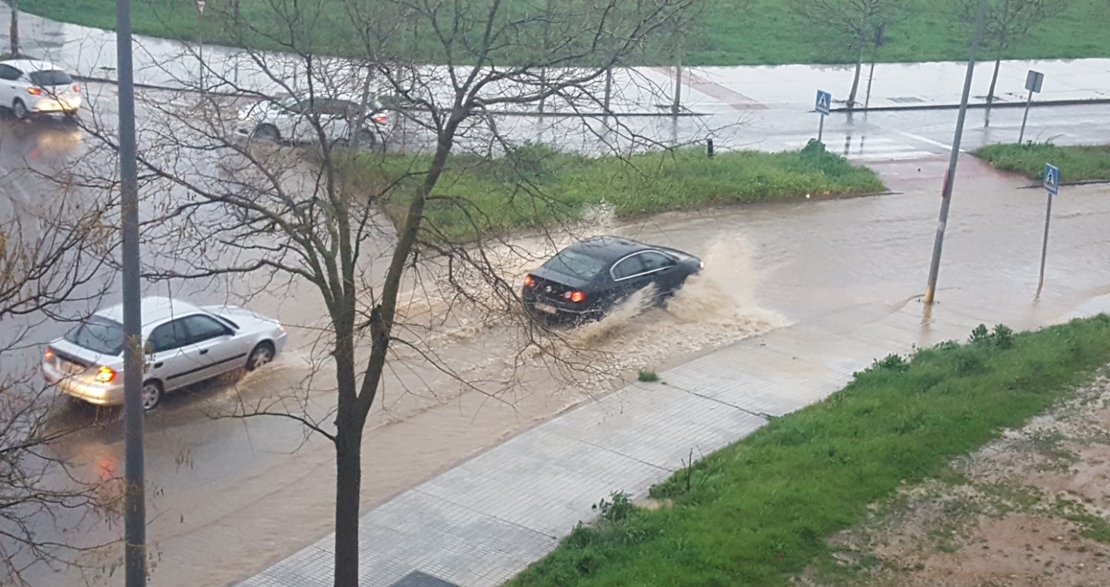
[43,296,287,410]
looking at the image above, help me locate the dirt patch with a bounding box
[802,376,1110,587]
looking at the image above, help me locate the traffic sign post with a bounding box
[196,0,206,93]
[814,89,831,144]
[1037,163,1059,297]
[1019,70,1044,144]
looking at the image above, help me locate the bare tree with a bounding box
[0,181,117,585]
[65,0,695,585]
[787,0,913,110]
[952,0,1058,114]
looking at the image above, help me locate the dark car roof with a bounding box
[562,235,654,263]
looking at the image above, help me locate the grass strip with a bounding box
[505,317,1110,587]
[975,143,1110,183]
[342,142,883,242]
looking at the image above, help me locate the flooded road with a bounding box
[3,84,1110,587]
[16,151,1110,587]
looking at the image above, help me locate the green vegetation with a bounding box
[343,142,883,242]
[505,316,1110,587]
[637,370,660,383]
[975,143,1110,183]
[26,0,1110,66]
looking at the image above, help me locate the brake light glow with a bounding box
[27,87,41,95]
[73,84,80,92]
[94,366,117,383]
[523,275,535,288]
[372,114,388,124]
[44,347,55,361]
[564,290,585,303]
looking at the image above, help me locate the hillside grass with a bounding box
[26,0,1110,66]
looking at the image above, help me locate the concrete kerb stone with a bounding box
[74,72,1110,118]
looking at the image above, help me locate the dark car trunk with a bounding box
[522,266,597,317]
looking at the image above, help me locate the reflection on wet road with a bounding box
[2,82,1110,587]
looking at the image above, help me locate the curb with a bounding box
[71,75,705,118]
[73,74,1110,117]
[829,97,1110,113]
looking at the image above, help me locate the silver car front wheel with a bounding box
[246,343,274,371]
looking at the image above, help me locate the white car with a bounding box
[0,59,81,120]
[43,297,287,410]
[234,95,392,149]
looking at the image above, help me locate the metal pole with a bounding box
[923,0,987,305]
[116,1,146,586]
[1036,191,1053,297]
[1018,88,1033,143]
[817,114,824,143]
[198,17,204,93]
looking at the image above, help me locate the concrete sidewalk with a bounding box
[234,293,1110,587]
[3,9,1110,115]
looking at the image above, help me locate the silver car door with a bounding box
[145,318,195,391]
[181,314,245,381]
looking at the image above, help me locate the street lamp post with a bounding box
[923,0,988,305]
[115,0,146,586]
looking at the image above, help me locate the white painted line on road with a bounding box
[897,131,960,153]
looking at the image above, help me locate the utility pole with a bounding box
[923,0,987,305]
[9,0,18,57]
[115,1,146,586]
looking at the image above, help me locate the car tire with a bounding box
[254,124,280,142]
[142,380,163,411]
[12,99,29,121]
[246,342,275,371]
[354,129,377,150]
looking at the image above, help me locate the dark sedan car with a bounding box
[521,236,703,322]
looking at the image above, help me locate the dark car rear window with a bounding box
[30,70,73,87]
[64,316,125,356]
[543,249,608,281]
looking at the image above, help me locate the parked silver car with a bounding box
[233,94,392,148]
[43,296,287,410]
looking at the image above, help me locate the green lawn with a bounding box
[975,143,1110,183]
[343,142,883,242]
[505,317,1110,587]
[25,0,1110,66]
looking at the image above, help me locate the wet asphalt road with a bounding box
[2,82,1109,587]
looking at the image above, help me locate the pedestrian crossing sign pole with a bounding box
[1037,163,1060,297]
[814,89,831,144]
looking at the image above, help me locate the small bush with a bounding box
[594,491,635,523]
[637,370,660,382]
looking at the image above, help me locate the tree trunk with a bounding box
[333,417,364,587]
[9,0,18,58]
[847,44,864,111]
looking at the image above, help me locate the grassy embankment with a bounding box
[976,143,1110,183]
[504,317,1110,587]
[28,0,1110,66]
[340,143,883,241]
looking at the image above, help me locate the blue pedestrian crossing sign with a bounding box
[815,90,832,116]
[1043,163,1059,195]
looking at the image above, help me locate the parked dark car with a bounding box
[521,236,703,322]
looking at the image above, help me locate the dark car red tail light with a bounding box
[523,275,536,288]
[563,290,585,303]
